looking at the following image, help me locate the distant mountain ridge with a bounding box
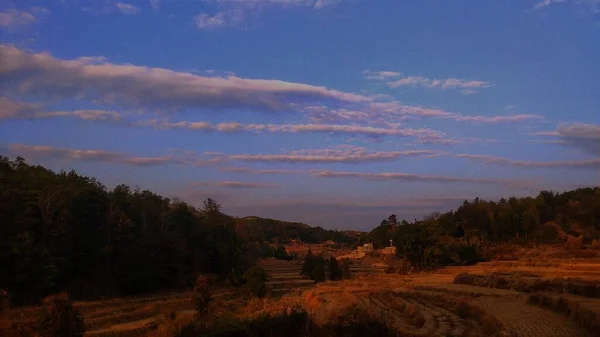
[237,216,360,244]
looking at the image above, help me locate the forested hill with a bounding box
[237,216,359,244]
[0,156,351,305]
[365,187,600,250]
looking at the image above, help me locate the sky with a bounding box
[1,0,599,230]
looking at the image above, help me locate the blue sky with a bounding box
[1,0,599,230]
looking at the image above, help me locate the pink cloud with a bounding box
[0,44,369,113]
[0,9,38,28]
[216,181,279,188]
[228,146,440,163]
[8,144,180,167]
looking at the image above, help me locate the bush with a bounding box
[311,264,326,283]
[193,275,211,314]
[340,258,352,280]
[0,290,8,313]
[242,267,269,298]
[301,250,326,283]
[38,293,85,337]
[329,257,342,281]
[190,306,308,337]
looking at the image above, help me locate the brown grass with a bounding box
[399,291,504,336]
[454,272,600,298]
[528,293,600,337]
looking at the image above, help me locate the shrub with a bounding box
[191,306,308,337]
[0,290,8,313]
[328,257,342,281]
[193,275,211,314]
[38,293,85,337]
[301,250,326,282]
[242,267,269,298]
[340,258,352,280]
[311,264,326,283]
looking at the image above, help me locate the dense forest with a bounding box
[238,216,357,244]
[3,155,598,304]
[363,187,600,269]
[0,156,356,306]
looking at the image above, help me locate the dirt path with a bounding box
[472,296,587,337]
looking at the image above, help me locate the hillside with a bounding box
[237,216,360,244]
[0,156,357,305]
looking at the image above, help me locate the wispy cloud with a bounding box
[221,167,305,175]
[221,146,599,168]
[0,97,122,122]
[309,170,535,187]
[194,0,341,29]
[8,141,598,176]
[0,97,42,119]
[216,181,279,189]
[224,165,539,188]
[530,0,599,14]
[454,153,600,169]
[195,12,229,29]
[531,0,567,11]
[0,8,43,28]
[228,146,440,163]
[140,119,450,143]
[115,2,140,15]
[0,45,368,114]
[530,123,600,155]
[0,98,455,144]
[7,144,177,167]
[357,101,542,125]
[383,74,492,94]
[364,70,402,80]
[149,0,160,11]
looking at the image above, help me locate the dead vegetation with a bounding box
[528,293,600,337]
[454,272,600,297]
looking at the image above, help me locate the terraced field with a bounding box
[4,254,600,336]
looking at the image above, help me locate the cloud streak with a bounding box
[228,146,440,163]
[115,3,140,15]
[142,119,449,143]
[194,0,342,29]
[364,101,542,124]
[0,44,368,114]
[367,71,492,94]
[224,166,539,188]
[7,144,179,167]
[217,181,279,189]
[0,97,122,122]
[0,9,38,28]
[221,146,599,168]
[531,123,600,155]
[309,170,531,187]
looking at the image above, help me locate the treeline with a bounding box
[363,187,600,270]
[238,216,357,244]
[0,157,258,305]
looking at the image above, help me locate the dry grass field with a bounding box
[3,246,600,336]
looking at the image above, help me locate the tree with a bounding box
[340,259,352,280]
[38,293,85,337]
[192,275,211,314]
[328,257,342,281]
[242,267,269,298]
[301,250,325,283]
[387,214,398,227]
[311,263,325,283]
[203,198,222,217]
